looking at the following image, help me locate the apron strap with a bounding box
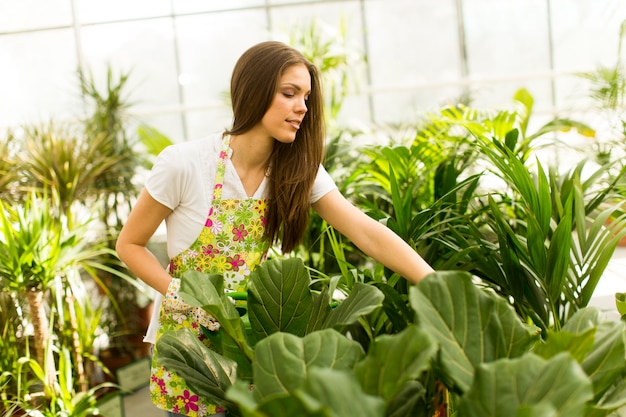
[213,134,231,200]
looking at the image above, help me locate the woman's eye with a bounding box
[283,93,294,98]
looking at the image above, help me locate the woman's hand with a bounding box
[163,278,220,331]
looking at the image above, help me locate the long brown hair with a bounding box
[224,41,325,253]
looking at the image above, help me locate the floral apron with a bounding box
[150,135,271,416]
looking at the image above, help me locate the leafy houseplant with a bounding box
[0,193,99,386]
[12,344,116,417]
[0,191,125,415]
[79,67,155,361]
[316,89,625,335]
[156,257,626,416]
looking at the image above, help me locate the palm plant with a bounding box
[16,344,116,417]
[316,89,624,335]
[0,132,20,202]
[0,292,28,415]
[472,138,626,331]
[79,66,144,235]
[18,123,119,224]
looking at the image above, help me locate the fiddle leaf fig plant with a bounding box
[457,353,594,417]
[408,271,541,393]
[157,260,626,417]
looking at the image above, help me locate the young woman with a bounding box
[116,41,434,417]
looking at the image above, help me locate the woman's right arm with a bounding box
[116,188,173,296]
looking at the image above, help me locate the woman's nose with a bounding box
[295,98,307,113]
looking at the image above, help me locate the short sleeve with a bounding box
[310,164,338,203]
[145,145,188,210]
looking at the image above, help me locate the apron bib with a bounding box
[150,135,270,416]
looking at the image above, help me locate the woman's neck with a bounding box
[228,131,273,170]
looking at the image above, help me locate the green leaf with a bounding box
[545,202,572,303]
[232,368,385,417]
[293,368,385,417]
[305,288,332,334]
[354,325,436,401]
[156,328,239,411]
[251,329,364,401]
[616,293,626,317]
[580,320,626,400]
[591,375,626,412]
[137,124,173,157]
[371,282,414,333]
[563,308,626,401]
[385,381,428,417]
[179,271,253,360]
[247,258,313,339]
[532,328,596,363]
[409,271,540,393]
[515,403,557,417]
[457,353,593,417]
[322,283,384,329]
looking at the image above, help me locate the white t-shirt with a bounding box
[143,132,337,342]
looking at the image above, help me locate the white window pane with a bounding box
[0,29,79,127]
[463,0,551,77]
[172,0,265,14]
[0,0,72,32]
[79,18,180,110]
[176,10,268,111]
[551,0,626,70]
[74,0,172,24]
[365,0,461,123]
[185,107,233,141]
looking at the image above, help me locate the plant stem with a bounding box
[25,287,55,388]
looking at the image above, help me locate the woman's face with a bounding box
[258,63,311,144]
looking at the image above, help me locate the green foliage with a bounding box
[457,353,593,417]
[617,293,626,319]
[0,133,19,201]
[409,271,540,393]
[17,123,119,220]
[307,88,625,335]
[137,124,174,159]
[157,261,626,417]
[16,347,117,417]
[0,192,88,292]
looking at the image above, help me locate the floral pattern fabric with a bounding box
[150,135,270,416]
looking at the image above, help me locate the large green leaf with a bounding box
[251,328,364,401]
[156,328,239,411]
[180,270,253,360]
[246,258,384,337]
[563,308,626,402]
[589,376,626,415]
[384,381,428,417]
[305,287,333,334]
[354,325,436,401]
[321,283,384,329]
[515,403,557,417]
[532,328,596,363]
[228,368,385,417]
[457,353,593,417]
[247,257,313,339]
[409,271,540,393]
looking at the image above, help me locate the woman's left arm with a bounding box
[312,189,434,284]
